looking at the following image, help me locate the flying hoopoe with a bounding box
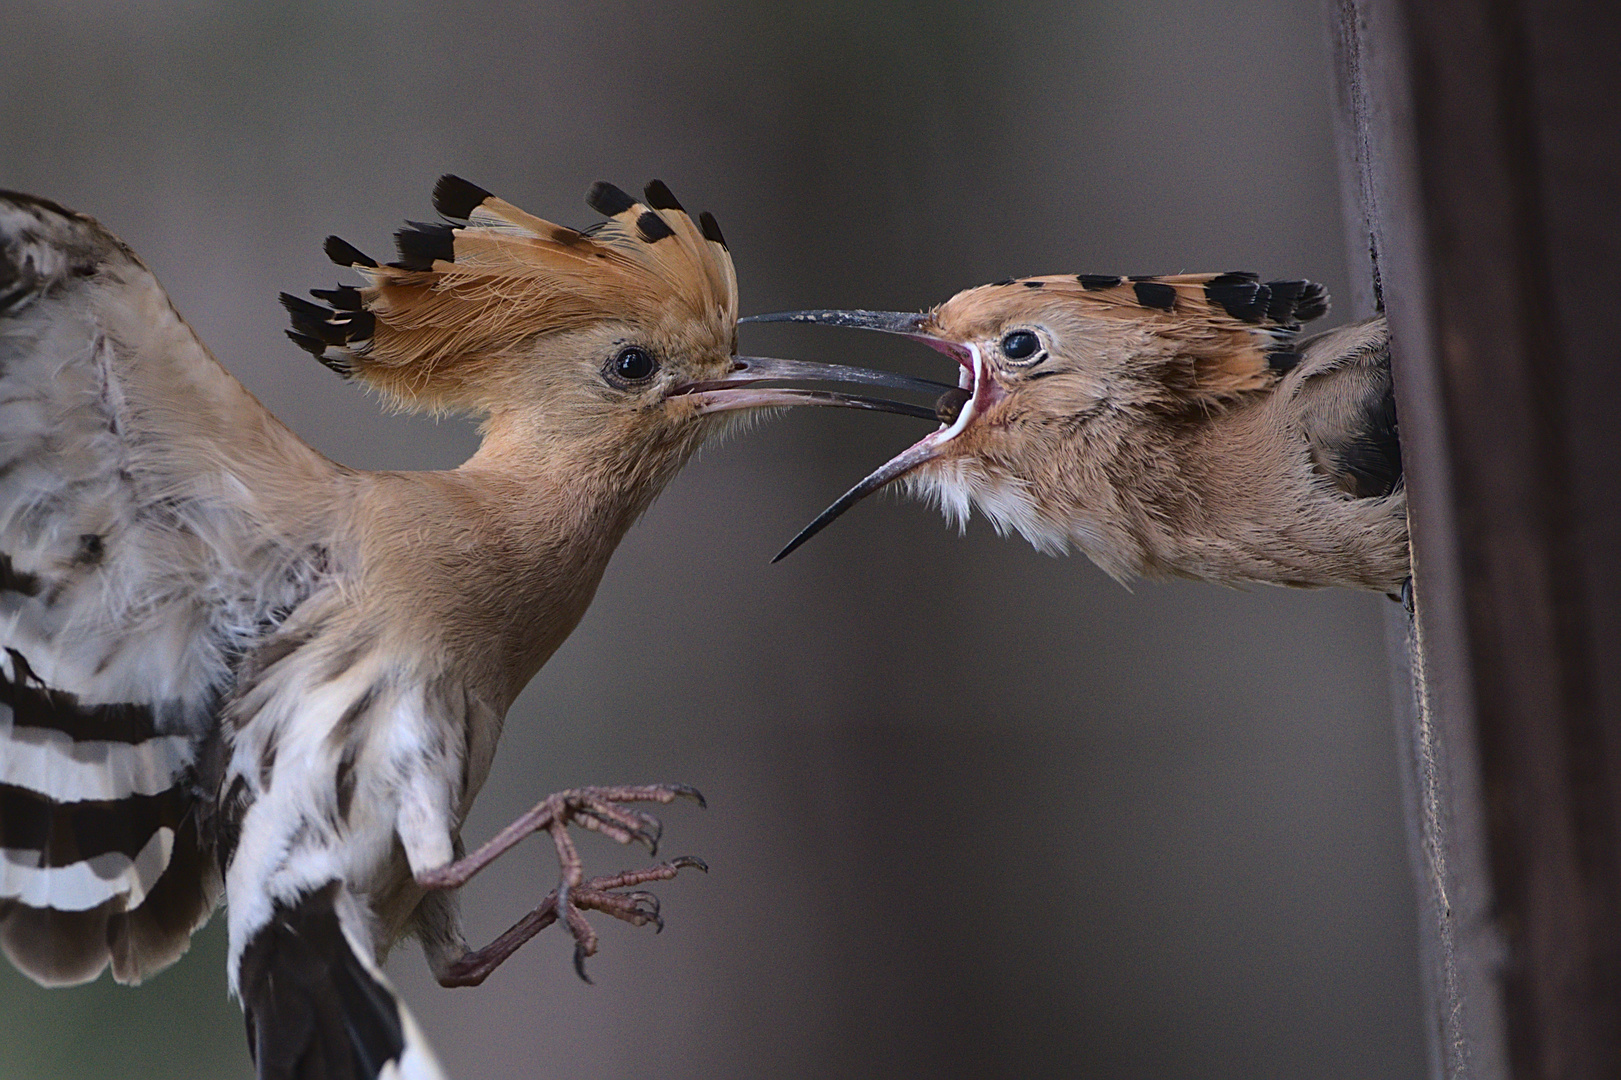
[747,275,1407,592]
[0,178,940,1079]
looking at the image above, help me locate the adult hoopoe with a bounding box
[0,178,941,1079]
[748,275,1407,592]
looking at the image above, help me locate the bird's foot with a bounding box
[418,784,707,986]
[436,856,708,987]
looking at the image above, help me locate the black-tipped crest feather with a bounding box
[1259,279,1328,326]
[281,287,372,379]
[1290,282,1329,323]
[1132,281,1178,311]
[643,180,684,212]
[311,285,363,311]
[289,177,738,411]
[392,222,455,271]
[285,330,353,376]
[324,237,377,269]
[698,211,727,248]
[1204,273,1270,322]
[279,293,347,345]
[636,211,675,243]
[585,182,636,218]
[432,175,491,220]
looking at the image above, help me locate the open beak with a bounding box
[670,355,954,423]
[739,309,990,562]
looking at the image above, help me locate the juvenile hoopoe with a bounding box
[748,275,1407,592]
[0,178,940,1079]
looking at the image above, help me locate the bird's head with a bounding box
[284,177,944,492]
[744,273,1327,560]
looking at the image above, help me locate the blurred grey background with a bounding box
[0,1,1424,1077]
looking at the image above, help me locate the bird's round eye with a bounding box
[1001,330,1040,361]
[610,346,658,383]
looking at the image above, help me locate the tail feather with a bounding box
[238,881,445,1080]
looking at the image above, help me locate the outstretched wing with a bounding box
[0,192,334,985]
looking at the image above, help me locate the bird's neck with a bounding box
[967,416,1209,580]
[462,409,696,541]
[414,417,695,705]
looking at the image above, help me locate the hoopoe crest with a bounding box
[290,177,737,413]
[748,273,1408,591]
[0,177,934,1080]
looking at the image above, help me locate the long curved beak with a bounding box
[771,438,948,562]
[739,309,932,335]
[743,307,971,373]
[670,356,954,422]
[740,309,987,563]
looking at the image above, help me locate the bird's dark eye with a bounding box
[1001,330,1040,361]
[608,346,658,384]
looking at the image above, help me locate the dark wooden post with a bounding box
[1324,1,1621,1077]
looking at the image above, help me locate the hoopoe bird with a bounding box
[0,178,941,1078]
[747,275,1407,592]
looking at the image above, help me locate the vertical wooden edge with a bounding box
[1322,0,1380,319]
[1382,601,1451,1080]
[1394,0,1621,1071]
[1325,2,1510,1077]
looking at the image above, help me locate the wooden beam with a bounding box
[1326,0,1621,1076]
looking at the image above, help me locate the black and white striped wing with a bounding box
[0,192,329,986]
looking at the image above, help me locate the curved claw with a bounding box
[573,942,592,984]
[628,891,664,932]
[622,816,660,856]
[637,812,666,855]
[669,855,709,873]
[669,784,707,810]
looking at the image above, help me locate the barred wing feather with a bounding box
[0,191,330,986]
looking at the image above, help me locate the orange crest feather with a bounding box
[284,177,738,411]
